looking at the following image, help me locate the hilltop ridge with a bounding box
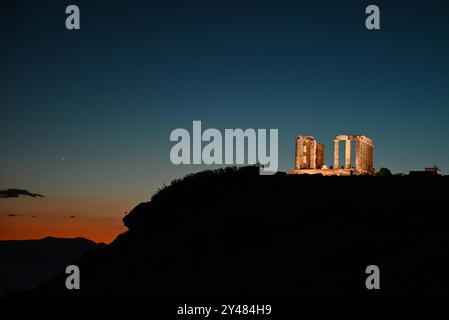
[4,166,449,300]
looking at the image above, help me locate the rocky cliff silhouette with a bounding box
[4,166,449,300]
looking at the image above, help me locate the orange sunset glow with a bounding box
[0,215,126,244]
[0,196,135,243]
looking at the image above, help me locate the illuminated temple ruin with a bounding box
[288,134,374,176]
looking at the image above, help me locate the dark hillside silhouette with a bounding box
[4,166,449,300]
[0,237,105,297]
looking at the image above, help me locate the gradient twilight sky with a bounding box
[1,0,449,242]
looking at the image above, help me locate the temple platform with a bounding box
[288,168,374,176]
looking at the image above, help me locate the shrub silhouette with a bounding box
[376,168,393,176]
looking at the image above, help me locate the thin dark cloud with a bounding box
[0,189,44,199]
[6,214,39,218]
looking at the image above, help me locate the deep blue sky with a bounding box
[1,0,449,205]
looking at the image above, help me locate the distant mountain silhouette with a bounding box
[3,166,449,300]
[0,237,105,297]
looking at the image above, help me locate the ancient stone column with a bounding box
[366,142,371,173]
[355,139,362,171]
[316,143,324,169]
[295,137,301,169]
[362,141,368,171]
[366,143,371,172]
[303,141,308,168]
[366,142,370,172]
[345,139,351,169]
[334,140,339,169]
[310,140,317,169]
[359,141,364,172]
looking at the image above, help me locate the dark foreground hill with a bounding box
[4,167,449,300]
[0,237,105,297]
